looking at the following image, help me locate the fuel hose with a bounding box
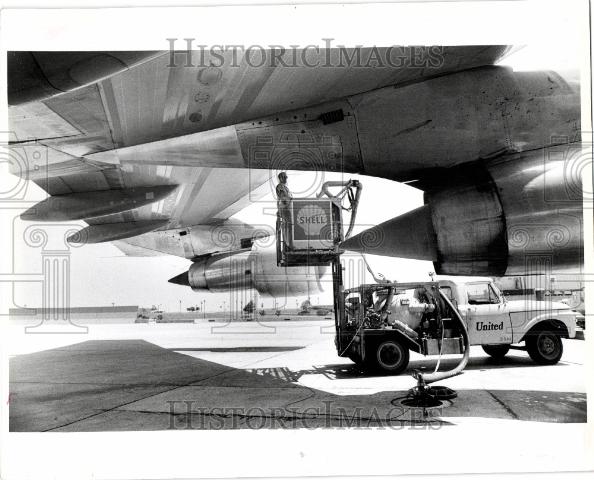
[412,291,470,385]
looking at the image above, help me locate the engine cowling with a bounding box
[169,244,328,297]
[341,143,585,276]
[430,144,584,276]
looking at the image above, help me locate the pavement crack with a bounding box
[487,390,519,420]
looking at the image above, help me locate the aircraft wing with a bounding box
[7,46,513,257]
[8,46,512,149]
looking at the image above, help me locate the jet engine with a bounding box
[341,143,585,276]
[169,244,328,297]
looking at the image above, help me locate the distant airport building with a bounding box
[9,305,140,324]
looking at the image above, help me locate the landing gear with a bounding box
[526,331,563,365]
[482,344,510,359]
[366,338,410,375]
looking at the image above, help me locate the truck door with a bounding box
[462,282,513,345]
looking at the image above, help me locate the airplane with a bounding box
[6,46,585,300]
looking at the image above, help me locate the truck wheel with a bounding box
[526,331,563,365]
[368,339,410,375]
[482,344,510,359]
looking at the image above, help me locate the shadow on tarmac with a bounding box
[254,354,568,382]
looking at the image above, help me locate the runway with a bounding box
[8,320,587,431]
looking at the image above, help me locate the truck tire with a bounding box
[526,331,563,365]
[482,344,510,359]
[367,339,410,375]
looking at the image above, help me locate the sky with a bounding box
[2,42,584,313]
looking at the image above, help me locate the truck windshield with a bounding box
[467,282,500,305]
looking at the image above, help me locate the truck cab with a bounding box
[438,276,577,365]
[438,277,514,345]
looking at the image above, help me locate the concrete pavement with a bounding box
[8,320,587,431]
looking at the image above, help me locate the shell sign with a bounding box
[291,199,334,249]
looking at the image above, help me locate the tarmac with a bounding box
[7,319,587,431]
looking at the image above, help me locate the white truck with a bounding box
[337,276,579,374]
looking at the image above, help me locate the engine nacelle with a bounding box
[428,144,584,276]
[170,244,328,297]
[341,143,585,276]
